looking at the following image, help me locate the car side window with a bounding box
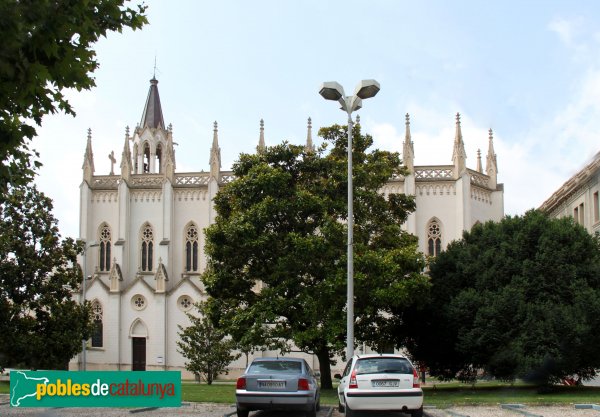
[342,359,353,377]
[303,360,312,375]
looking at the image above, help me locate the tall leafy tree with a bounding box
[0,185,93,369]
[177,302,240,384]
[0,0,147,190]
[203,124,429,389]
[400,210,600,385]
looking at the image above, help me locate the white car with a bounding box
[335,354,424,417]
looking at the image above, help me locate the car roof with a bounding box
[353,354,408,360]
[251,357,304,362]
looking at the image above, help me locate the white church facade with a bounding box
[71,78,504,376]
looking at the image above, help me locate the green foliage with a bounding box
[177,302,241,384]
[0,0,147,190]
[0,185,93,369]
[203,123,429,389]
[401,210,600,385]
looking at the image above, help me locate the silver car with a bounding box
[236,357,321,417]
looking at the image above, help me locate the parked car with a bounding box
[335,354,423,417]
[236,357,320,417]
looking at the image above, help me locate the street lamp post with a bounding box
[81,240,99,371]
[319,80,380,359]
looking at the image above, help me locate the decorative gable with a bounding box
[109,260,123,293]
[154,258,169,293]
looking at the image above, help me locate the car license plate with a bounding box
[258,380,286,388]
[372,379,399,388]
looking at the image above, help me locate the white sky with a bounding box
[32,0,600,240]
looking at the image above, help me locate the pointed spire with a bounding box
[82,128,95,183]
[403,113,415,172]
[355,114,360,125]
[210,121,221,180]
[140,77,165,130]
[305,117,315,153]
[120,126,132,180]
[486,128,498,188]
[476,149,482,173]
[452,112,467,177]
[257,119,266,154]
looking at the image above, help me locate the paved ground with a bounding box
[2,394,600,417]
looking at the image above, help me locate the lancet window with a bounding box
[156,144,163,173]
[185,223,199,272]
[99,224,111,272]
[91,300,103,348]
[427,218,442,257]
[143,142,150,173]
[141,223,154,272]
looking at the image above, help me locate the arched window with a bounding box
[143,142,150,173]
[99,224,111,272]
[185,223,199,272]
[91,300,103,348]
[133,143,138,173]
[427,219,442,257]
[141,223,154,272]
[156,144,163,173]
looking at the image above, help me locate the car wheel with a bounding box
[306,402,317,417]
[236,407,249,417]
[316,396,321,411]
[338,400,345,412]
[411,406,424,417]
[345,403,355,417]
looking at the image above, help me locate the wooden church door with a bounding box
[132,337,146,371]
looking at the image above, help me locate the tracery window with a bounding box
[99,224,111,272]
[427,219,442,257]
[91,301,103,348]
[141,223,154,272]
[185,223,199,272]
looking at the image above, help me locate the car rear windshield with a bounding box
[354,357,412,375]
[247,361,303,374]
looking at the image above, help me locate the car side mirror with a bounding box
[334,373,342,380]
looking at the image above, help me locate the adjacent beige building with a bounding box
[72,78,504,376]
[540,152,600,235]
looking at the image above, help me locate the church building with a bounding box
[72,78,504,375]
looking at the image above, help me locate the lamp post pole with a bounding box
[345,110,354,359]
[319,80,380,359]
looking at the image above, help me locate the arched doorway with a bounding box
[130,318,148,371]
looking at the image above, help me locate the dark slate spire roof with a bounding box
[140,77,165,129]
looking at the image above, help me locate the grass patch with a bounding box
[422,382,600,407]
[0,381,8,394]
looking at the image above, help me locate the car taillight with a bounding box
[349,369,358,389]
[297,378,310,390]
[236,377,247,389]
[412,368,420,388]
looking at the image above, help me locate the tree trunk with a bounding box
[316,347,333,389]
